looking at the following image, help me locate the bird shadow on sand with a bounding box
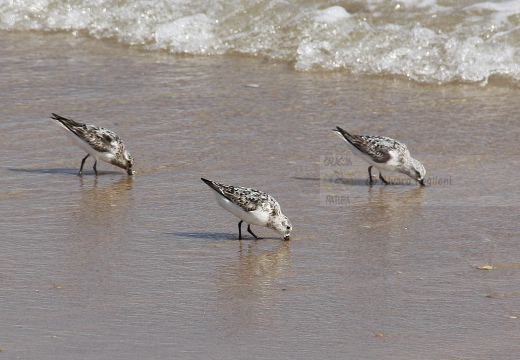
[166,232,276,241]
[293,176,420,187]
[293,176,372,186]
[8,167,123,176]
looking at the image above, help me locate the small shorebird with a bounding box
[201,178,292,240]
[333,126,425,186]
[51,113,135,175]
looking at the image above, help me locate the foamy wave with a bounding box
[2,0,520,85]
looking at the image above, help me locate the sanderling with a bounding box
[333,126,425,186]
[51,113,135,175]
[201,178,292,240]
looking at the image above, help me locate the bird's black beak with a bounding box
[419,179,425,186]
[283,235,290,241]
[127,168,135,175]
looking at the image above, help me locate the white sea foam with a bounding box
[153,13,218,54]
[2,0,520,85]
[314,6,351,23]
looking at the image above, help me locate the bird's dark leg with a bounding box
[238,220,243,240]
[79,154,90,175]
[247,225,260,239]
[368,166,375,185]
[93,160,98,176]
[379,171,389,185]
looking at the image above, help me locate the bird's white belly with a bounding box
[347,144,399,172]
[215,193,269,226]
[64,130,114,162]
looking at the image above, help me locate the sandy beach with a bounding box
[1,31,519,359]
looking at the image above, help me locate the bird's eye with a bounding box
[286,225,291,230]
[103,134,113,142]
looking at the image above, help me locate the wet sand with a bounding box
[1,32,519,359]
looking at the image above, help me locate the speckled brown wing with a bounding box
[51,113,119,153]
[335,126,407,164]
[201,178,270,212]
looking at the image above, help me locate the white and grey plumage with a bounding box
[51,113,134,175]
[201,178,292,240]
[333,126,425,186]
